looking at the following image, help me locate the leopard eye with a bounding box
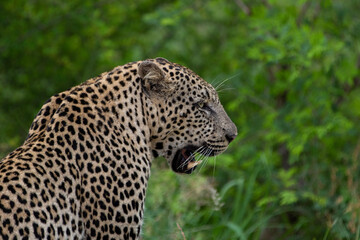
[195,101,212,113]
[194,101,204,109]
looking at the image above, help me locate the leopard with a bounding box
[0,57,237,239]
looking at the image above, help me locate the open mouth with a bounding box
[171,145,213,174]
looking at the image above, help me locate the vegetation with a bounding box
[1,0,360,239]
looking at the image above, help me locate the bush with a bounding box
[1,0,360,239]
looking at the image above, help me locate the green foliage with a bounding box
[1,0,360,239]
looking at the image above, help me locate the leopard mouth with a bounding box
[171,145,214,174]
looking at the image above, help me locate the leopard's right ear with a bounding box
[139,61,174,97]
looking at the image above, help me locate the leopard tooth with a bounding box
[187,160,202,170]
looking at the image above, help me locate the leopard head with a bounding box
[139,58,237,174]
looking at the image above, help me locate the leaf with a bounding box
[280,191,298,205]
[225,222,247,240]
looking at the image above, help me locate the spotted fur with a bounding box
[0,58,237,239]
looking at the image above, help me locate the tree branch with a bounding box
[234,0,251,16]
[296,0,312,27]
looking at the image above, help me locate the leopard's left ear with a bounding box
[139,61,174,97]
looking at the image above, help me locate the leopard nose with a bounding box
[225,133,237,143]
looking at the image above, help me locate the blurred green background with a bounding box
[1,0,360,239]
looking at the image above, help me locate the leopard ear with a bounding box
[139,61,174,97]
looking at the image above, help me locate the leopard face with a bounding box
[139,58,237,174]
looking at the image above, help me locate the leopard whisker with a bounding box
[212,156,217,178]
[177,145,205,169]
[196,148,212,174]
[214,73,241,91]
[216,87,235,93]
